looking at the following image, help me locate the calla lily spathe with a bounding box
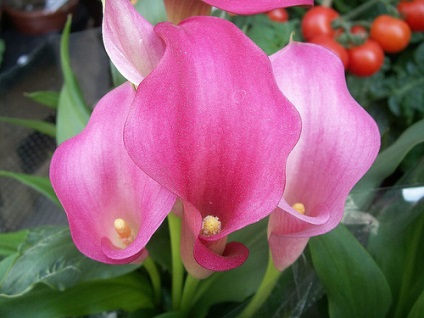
[123,16,301,278]
[50,83,176,264]
[202,0,313,15]
[267,42,381,271]
[162,0,313,22]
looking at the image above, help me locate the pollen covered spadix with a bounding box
[201,215,221,237]
[292,203,305,215]
[114,218,135,246]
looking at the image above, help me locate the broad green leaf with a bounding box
[24,91,60,109]
[0,171,60,206]
[56,17,90,145]
[0,226,139,297]
[352,118,424,208]
[0,116,56,137]
[0,230,28,258]
[367,191,424,318]
[0,272,153,317]
[408,289,424,318]
[0,254,19,285]
[309,224,392,318]
[366,156,424,317]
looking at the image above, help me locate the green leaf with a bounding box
[0,171,60,206]
[0,226,139,297]
[24,91,60,109]
[408,289,424,318]
[309,224,392,318]
[367,187,424,318]
[0,254,19,285]
[0,272,153,317]
[56,17,91,145]
[0,116,56,137]
[352,118,424,208]
[0,230,28,258]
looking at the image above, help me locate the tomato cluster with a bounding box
[299,4,419,77]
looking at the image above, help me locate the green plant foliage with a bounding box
[56,17,91,145]
[0,171,60,206]
[0,39,5,68]
[309,224,392,318]
[408,290,424,318]
[231,14,300,55]
[367,160,424,318]
[352,118,424,208]
[0,273,153,317]
[0,227,139,297]
[0,230,28,259]
[24,91,60,109]
[0,116,56,137]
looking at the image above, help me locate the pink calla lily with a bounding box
[123,17,301,278]
[50,83,176,264]
[102,0,165,85]
[202,0,313,15]
[267,42,381,271]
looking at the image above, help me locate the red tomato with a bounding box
[370,15,411,53]
[351,25,368,37]
[301,6,340,41]
[267,8,289,23]
[397,0,424,32]
[309,35,349,69]
[347,39,385,77]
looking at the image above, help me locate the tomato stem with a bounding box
[321,0,333,7]
[341,0,397,21]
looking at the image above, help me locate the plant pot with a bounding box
[3,0,79,35]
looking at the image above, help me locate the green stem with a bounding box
[394,214,424,318]
[180,274,201,313]
[143,257,161,305]
[238,252,282,318]
[340,0,396,21]
[168,213,184,310]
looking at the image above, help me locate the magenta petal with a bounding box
[103,0,165,85]
[202,0,313,14]
[125,16,300,233]
[180,202,248,278]
[268,234,309,271]
[269,41,380,240]
[50,83,176,264]
[194,240,249,271]
[124,16,300,273]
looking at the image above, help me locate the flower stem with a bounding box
[168,213,184,310]
[238,252,282,318]
[180,274,201,313]
[143,257,161,305]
